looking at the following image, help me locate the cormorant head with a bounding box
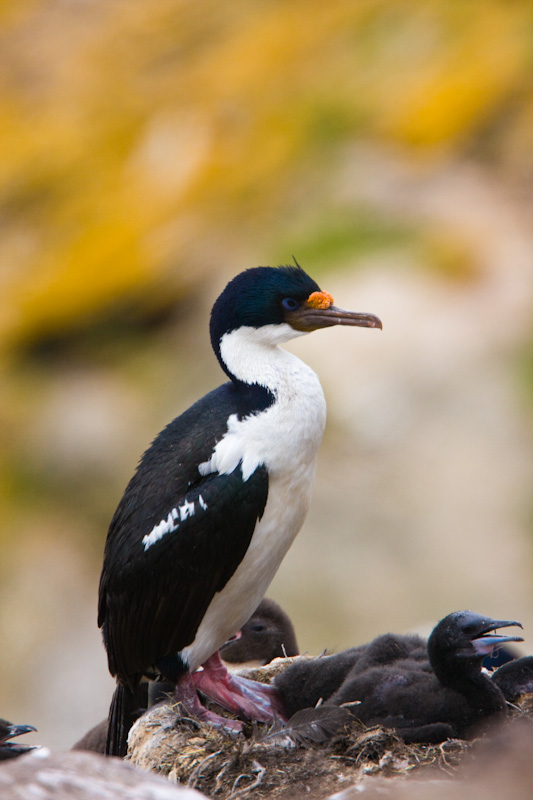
[428,610,523,684]
[210,263,382,378]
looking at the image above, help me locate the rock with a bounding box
[0,747,207,800]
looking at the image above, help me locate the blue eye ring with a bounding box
[282,297,299,311]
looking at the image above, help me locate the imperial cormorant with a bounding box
[275,611,523,742]
[98,263,382,755]
[328,611,523,742]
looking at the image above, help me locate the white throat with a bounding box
[187,323,328,670]
[219,323,307,391]
[200,324,327,481]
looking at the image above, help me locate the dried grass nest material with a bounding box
[126,659,473,800]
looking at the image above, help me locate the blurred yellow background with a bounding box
[1,0,533,748]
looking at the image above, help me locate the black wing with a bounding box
[98,382,271,687]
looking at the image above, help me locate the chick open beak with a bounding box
[471,619,523,656]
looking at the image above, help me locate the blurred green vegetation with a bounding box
[270,209,417,269]
[1,0,532,356]
[1,0,532,549]
[0,0,531,539]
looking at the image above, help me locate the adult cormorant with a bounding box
[98,264,382,755]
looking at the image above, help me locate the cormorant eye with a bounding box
[251,623,266,633]
[282,297,299,311]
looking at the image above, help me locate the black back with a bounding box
[98,381,271,688]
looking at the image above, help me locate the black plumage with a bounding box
[274,648,365,718]
[0,718,36,761]
[491,656,533,702]
[98,264,382,756]
[100,402,270,684]
[329,611,523,742]
[275,611,523,743]
[274,632,428,719]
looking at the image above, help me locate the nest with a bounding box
[128,703,471,799]
[127,660,474,799]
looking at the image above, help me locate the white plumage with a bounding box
[185,323,327,670]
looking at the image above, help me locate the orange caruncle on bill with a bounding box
[306,291,334,309]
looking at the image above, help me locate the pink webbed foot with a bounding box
[192,651,287,723]
[173,671,243,732]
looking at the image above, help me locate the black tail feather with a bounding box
[106,682,145,757]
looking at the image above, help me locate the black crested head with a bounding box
[428,610,523,686]
[210,265,320,344]
[209,262,382,381]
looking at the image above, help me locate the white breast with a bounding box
[183,323,327,670]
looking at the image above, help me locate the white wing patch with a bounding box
[179,500,195,521]
[198,414,253,479]
[142,495,208,551]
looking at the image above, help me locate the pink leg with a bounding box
[192,651,287,722]
[173,671,243,732]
